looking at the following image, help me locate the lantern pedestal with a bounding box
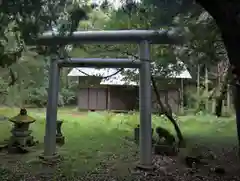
[56,120,65,145]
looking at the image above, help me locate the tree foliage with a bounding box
[0,0,234,114]
[0,0,96,106]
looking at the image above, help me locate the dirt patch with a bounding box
[69,112,88,117]
[0,143,239,181]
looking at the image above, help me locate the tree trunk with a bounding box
[63,68,69,89]
[211,99,215,114]
[212,63,221,114]
[180,78,184,114]
[205,65,209,111]
[151,76,185,146]
[233,83,240,147]
[215,69,230,117]
[197,64,200,97]
[196,0,240,150]
[227,84,231,112]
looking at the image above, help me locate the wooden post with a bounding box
[222,100,226,114]
[107,87,111,111]
[180,78,184,114]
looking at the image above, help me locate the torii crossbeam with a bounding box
[29,28,185,170]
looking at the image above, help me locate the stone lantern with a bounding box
[8,108,37,153]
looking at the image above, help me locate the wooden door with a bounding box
[89,88,97,110]
[78,88,89,109]
[88,88,107,110]
[96,88,107,110]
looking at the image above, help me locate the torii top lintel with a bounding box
[32,28,186,45]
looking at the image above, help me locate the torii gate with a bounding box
[29,29,185,169]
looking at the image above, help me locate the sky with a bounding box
[91,0,123,9]
[91,0,140,9]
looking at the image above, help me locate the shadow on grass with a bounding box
[184,134,237,148]
[0,128,138,176]
[0,128,238,179]
[57,128,138,175]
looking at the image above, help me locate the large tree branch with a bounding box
[8,68,18,86]
[151,75,184,145]
[215,67,232,117]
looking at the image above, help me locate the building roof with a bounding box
[68,61,192,86]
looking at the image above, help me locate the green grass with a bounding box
[0,107,238,178]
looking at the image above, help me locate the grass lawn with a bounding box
[0,107,238,180]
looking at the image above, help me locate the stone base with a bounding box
[8,135,36,148]
[0,144,7,151]
[56,136,65,145]
[6,135,38,154]
[136,162,155,171]
[26,136,39,147]
[8,145,29,154]
[39,153,61,165]
[0,142,8,151]
[154,144,178,156]
[178,140,186,148]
